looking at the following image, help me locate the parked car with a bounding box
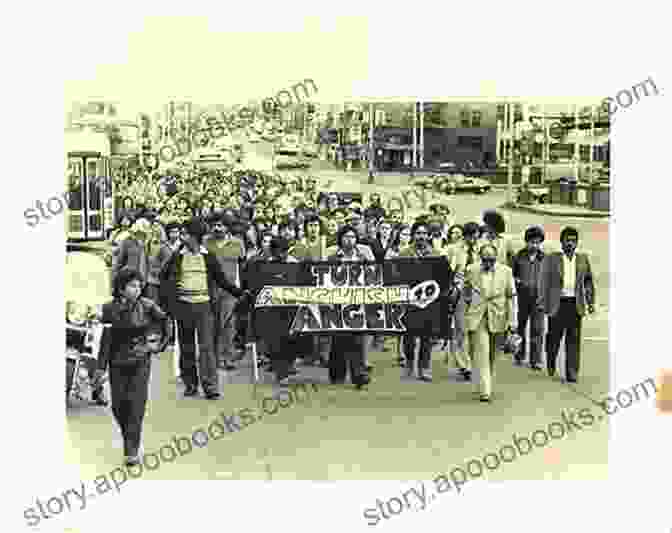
[278,134,301,153]
[275,150,309,169]
[516,185,550,203]
[409,175,435,190]
[302,144,319,158]
[248,132,260,143]
[434,174,492,194]
[438,161,457,172]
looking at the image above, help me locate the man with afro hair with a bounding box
[481,209,516,268]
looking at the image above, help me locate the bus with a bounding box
[65,124,115,242]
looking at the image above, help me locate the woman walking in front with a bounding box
[93,267,172,466]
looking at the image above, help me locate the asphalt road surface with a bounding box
[66,136,610,481]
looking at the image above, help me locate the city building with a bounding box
[356,102,498,171]
[496,101,610,183]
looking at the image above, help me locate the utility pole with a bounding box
[589,104,596,182]
[419,101,425,169]
[573,103,580,180]
[506,102,514,203]
[368,103,375,182]
[412,102,417,169]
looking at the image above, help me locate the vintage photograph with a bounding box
[60,95,616,496]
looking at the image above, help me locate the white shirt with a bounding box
[561,253,576,297]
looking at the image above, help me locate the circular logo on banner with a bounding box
[549,122,565,140]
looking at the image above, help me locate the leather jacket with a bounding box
[98,297,172,369]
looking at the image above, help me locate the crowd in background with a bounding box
[89,166,597,466]
[102,166,596,397]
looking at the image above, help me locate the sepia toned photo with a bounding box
[10,10,671,533]
[58,94,618,508]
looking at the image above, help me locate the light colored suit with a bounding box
[464,263,517,397]
[464,263,517,333]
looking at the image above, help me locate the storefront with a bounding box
[374,143,415,170]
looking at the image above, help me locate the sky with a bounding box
[63,16,371,117]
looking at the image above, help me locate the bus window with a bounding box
[87,160,102,210]
[67,160,84,211]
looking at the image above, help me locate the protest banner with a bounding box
[243,258,454,339]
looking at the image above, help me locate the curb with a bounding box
[67,242,110,256]
[499,203,611,219]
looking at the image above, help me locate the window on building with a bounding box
[460,109,470,128]
[471,111,482,128]
[579,145,591,163]
[457,136,483,150]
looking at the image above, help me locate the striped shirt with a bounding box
[177,251,210,303]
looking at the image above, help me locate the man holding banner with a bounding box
[327,225,374,389]
[399,222,441,382]
[204,213,245,371]
[290,215,331,367]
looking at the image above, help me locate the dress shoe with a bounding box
[479,395,492,403]
[514,359,524,366]
[125,454,141,467]
[183,385,199,397]
[418,372,433,383]
[353,374,371,389]
[566,377,578,383]
[460,369,472,382]
[278,376,291,386]
[218,361,237,371]
[205,391,221,400]
[547,368,556,378]
[365,364,374,373]
[530,363,542,371]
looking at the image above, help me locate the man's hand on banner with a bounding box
[236,289,254,311]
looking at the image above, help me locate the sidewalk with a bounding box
[501,202,611,218]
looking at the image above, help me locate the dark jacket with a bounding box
[364,204,386,221]
[365,237,394,262]
[159,244,244,315]
[539,251,596,317]
[512,248,545,299]
[98,297,172,370]
[113,237,149,283]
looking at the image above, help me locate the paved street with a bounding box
[67,136,610,482]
